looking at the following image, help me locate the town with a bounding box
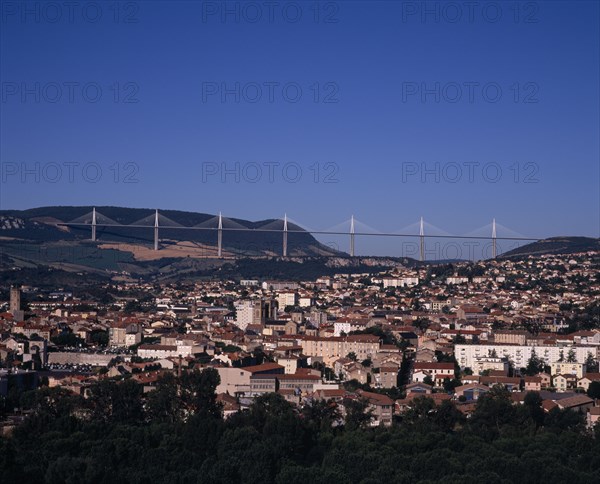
[1,250,599,432]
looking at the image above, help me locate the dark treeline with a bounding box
[1,369,599,483]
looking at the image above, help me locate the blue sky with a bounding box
[1,0,598,256]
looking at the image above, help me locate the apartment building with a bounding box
[494,330,528,345]
[550,361,586,379]
[234,299,277,330]
[455,344,597,370]
[297,334,380,365]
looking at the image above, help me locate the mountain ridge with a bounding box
[499,236,599,258]
[1,207,597,283]
[0,205,340,256]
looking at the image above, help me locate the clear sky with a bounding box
[1,0,598,256]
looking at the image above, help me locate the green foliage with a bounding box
[179,368,222,418]
[524,350,545,376]
[50,331,85,347]
[587,381,600,400]
[443,377,462,393]
[87,378,144,423]
[523,391,545,428]
[585,352,599,372]
[342,397,373,430]
[222,345,243,353]
[90,329,109,347]
[413,318,431,331]
[1,370,599,483]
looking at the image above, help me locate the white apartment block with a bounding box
[333,321,351,337]
[277,292,298,308]
[298,297,314,307]
[125,332,142,347]
[240,280,259,286]
[382,277,419,288]
[455,344,598,371]
[446,277,469,285]
[137,344,193,359]
[234,301,255,331]
[472,356,509,375]
[262,281,299,291]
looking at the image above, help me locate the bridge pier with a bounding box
[492,218,497,258]
[154,209,159,251]
[283,214,288,257]
[91,207,97,242]
[350,215,355,257]
[419,217,425,262]
[218,212,223,258]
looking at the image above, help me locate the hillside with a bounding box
[500,236,600,258]
[0,206,413,282]
[0,206,339,256]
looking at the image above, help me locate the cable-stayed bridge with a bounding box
[58,208,540,261]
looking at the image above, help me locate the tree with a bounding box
[423,375,434,386]
[587,381,600,400]
[585,352,599,372]
[87,378,143,423]
[146,372,183,422]
[51,331,84,347]
[124,299,143,313]
[545,406,584,432]
[433,400,465,431]
[90,329,109,347]
[443,377,461,393]
[413,318,431,331]
[470,385,516,436]
[557,350,564,362]
[524,350,544,376]
[301,398,341,431]
[403,396,436,424]
[342,397,373,430]
[244,392,296,430]
[523,391,545,428]
[566,349,577,363]
[346,352,357,361]
[179,368,222,418]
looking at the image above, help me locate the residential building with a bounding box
[550,361,586,379]
[455,344,596,371]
